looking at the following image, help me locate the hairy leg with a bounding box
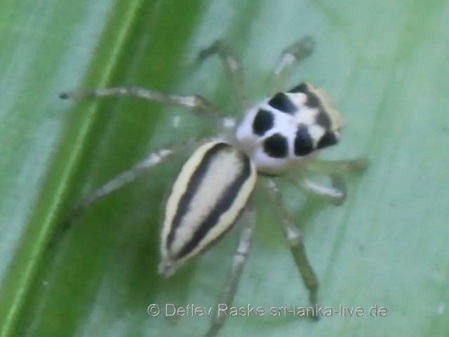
[272,36,315,92]
[206,205,256,337]
[262,179,319,318]
[198,40,247,111]
[60,86,224,128]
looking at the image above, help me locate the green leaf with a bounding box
[1,0,449,337]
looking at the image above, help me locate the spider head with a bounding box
[235,82,342,175]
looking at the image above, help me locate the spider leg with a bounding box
[263,179,319,319]
[272,36,315,92]
[60,86,224,129]
[305,157,369,175]
[198,40,247,111]
[288,174,347,206]
[50,140,207,247]
[206,205,255,337]
[290,157,368,206]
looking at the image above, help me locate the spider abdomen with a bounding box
[159,140,257,276]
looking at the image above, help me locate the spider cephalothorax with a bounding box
[235,82,343,174]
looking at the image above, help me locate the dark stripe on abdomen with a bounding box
[176,150,252,259]
[166,142,229,250]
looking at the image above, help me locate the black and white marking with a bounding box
[235,82,342,174]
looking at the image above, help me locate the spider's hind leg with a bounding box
[206,206,256,337]
[60,86,224,129]
[263,179,320,319]
[50,139,208,247]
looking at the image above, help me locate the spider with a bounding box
[59,36,367,337]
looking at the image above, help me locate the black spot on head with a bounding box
[289,82,321,109]
[305,92,320,108]
[317,131,339,149]
[252,109,274,136]
[316,110,331,129]
[268,92,297,113]
[263,133,288,158]
[289,82,308,94]
[294,125,314,156]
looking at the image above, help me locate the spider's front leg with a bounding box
[296,157,370,205]
[305,158,370,176]
[289,174,347,206]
